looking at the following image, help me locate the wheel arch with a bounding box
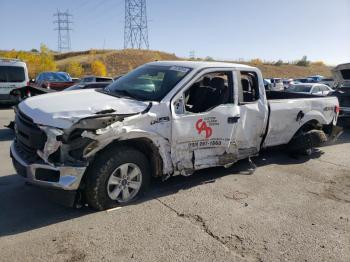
[87,137,166,179]
[288,119,321,143]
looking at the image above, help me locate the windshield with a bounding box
[0,66,25,83]
[40,72,72,82]
[105,65,191,101]
[289,85,312,92]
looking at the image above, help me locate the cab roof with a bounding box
[147,60,255,70]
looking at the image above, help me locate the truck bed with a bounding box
[263,91,338,148]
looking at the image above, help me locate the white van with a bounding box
[0,58,29,103]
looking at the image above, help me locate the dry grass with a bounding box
[1,48,327,78]
[55,49,179,76]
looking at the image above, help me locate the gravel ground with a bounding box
[0,107,349,262]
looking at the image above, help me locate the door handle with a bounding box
[227,116,240,124]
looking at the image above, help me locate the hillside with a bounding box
[1,48,332,78]
[55,49,332,78]
[55,49,179,76]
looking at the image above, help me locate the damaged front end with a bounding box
[10,109,127,206]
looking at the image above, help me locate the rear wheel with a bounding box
[85,146,151,210]
[287,128,327,155]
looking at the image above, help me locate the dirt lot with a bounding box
[0,107,349,262]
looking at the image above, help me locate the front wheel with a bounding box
[85,146,151,210]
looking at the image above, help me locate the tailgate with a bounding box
[263,97,338,148]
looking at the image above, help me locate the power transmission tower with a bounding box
[124,0,149,49]
[54,10,73,52]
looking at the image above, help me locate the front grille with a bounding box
[14,110,47,162]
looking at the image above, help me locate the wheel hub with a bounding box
[107,163,142,203]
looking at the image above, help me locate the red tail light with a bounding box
[335,105,340,113]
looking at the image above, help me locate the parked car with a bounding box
[282,78,299,89]
[33,71,75,91]
[287,83,333,96]
[64,82,111,91]
[294,78,317,84]
[330,63,350,123]
[320,78,334,87]
[10,61,340,210]
[0,58,29,104]
[80,76,113,83]
[308,75,324,82]
[263,79,272,90]
[267,78,284,91]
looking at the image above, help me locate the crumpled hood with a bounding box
[19,89,150,129]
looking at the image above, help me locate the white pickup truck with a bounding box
[10,61,340,210]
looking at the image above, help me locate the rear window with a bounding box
[0,66,25,83]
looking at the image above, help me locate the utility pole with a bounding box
[124,0,149,49]
[54,9,73,52]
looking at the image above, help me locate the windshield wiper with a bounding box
[100,88,140,100]
[114,89,136,99]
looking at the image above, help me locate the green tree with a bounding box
[296,56,310,67]
[274,60,283,66]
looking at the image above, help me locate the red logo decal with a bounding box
[195,119,212,139]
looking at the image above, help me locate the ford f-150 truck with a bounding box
[10,61,340,210]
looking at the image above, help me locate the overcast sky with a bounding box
[1,0,349,65]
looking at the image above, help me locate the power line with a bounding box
[124,0,149,49]
[53,9,73,52]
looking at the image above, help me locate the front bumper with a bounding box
[10,142,86,191]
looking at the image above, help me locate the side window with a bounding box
[85,77,94,82]
[320,85,328,91]
[312,86,320,93]
[238,71,259,103]
[184,71,233,114]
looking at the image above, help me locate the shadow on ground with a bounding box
[0,127,14,141]
[1,129,349,237]
[0,104,15,110]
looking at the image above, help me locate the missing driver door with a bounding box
[170,69,240,172]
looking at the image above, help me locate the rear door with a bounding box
[171,69,241,171]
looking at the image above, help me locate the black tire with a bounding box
[85,146,151,210]
[287,129,327,155]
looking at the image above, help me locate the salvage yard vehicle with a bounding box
[10,61,340,210]
[33,71,75,91]
[0,58,29,104]
[266,78,284,91]
[287,83,333,96]
[331,63,350,123]
[9,71,76,102]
